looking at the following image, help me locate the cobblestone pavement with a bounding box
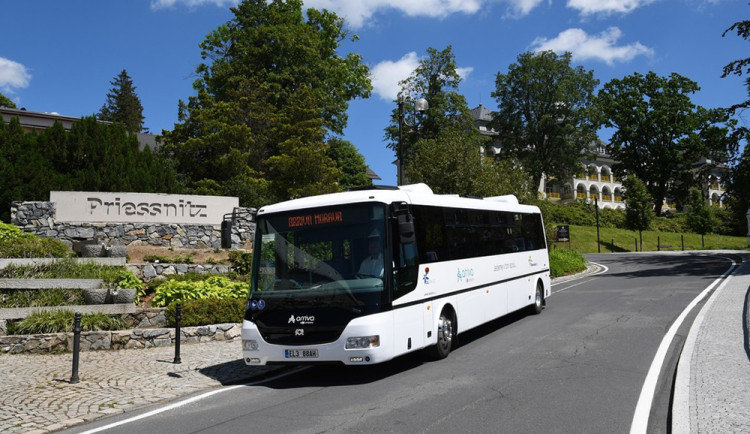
[673,253,750,433]
[0,339,281,433]
[1,252,748,434]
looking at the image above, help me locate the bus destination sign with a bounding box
[288,210,344,229]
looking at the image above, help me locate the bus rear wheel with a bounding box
[529,283,544,315]
[428,310,454,360]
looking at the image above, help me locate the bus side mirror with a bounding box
[392,202,416,244]
[399,217,416,244]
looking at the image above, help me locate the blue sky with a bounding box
[1,0,746,186]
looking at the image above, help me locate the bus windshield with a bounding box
[251,203,388,307]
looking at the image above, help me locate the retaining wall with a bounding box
[11,201,255,250]
[0,323,242,354]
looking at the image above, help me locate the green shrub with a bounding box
[549,249,587,278]
[228,250,252,276]
[0,221,26,243]
[7,310,125,335]
[151,275,249,307]
[0,236,71,258]
[1,288,85,308]
[652,214,688,233]
[165,297,246,327]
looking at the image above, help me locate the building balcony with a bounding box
[547,192,561,198]
[614,196,623,202]
[601,175,611,182]
[602,194,612,201]
[562,193,574,200]
[588,175,599,181]
[576,192,587,199]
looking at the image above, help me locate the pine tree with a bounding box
[98,69,146,133]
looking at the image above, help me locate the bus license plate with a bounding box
[285,349,318,359]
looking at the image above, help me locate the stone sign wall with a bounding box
[11,200,255,250]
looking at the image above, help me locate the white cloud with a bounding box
[370,52,421,101]
[150,0,236,10]
[370,52,474,101]
[303,1,544,28]
[566,0,658,15]
[531,27,654,66]
[150,0,546,27]
[0,57,31,93]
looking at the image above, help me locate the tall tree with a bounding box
[193,0,370,135]
[686,187,716,247]
[98,69,145,133]
[622,176,653,251]
[724,144,750,235]
[0,92,16,108]
[596,71,737,216]
[385,46,475,182]
[491,51,599,190]
[405,126,534,199]
[722,13,750,114]
[721,10,750,236]
[326,137,371,189]
[162,0,371,207]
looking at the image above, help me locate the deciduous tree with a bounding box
[385,46,475,182]
[492,51,599,190]
[622,176,653,251]
[596,71,737,215]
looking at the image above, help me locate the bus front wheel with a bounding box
[428,309,454,360]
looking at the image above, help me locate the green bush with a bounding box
[0,260,142,285]
[1,288,85,308]
[0,221,25,243]
[165,297,246,327]
[7,310,125,335]
[651,214,688,233]
[0,236,71,258]
[151,275,249,307]
[228,250,252,276]
[549,249,587,278]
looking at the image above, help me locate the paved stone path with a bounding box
[0,340,279,433]
[677,257,750,433]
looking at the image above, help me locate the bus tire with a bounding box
[529,282,544,315]
[428,309,454,360]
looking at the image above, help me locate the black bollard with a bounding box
[682,235,685,251]
[70,312,81,384]
[611,239,615,253]
[174,302,182,364]
[658,236,661,252]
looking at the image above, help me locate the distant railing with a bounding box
[710,183,720,189]
[588,175,599,181]
[547,192,561,198]
[576,192,587,199]
[614,196,623,202]
[562,193,574,200]
[601,175,611,182]
[602,194,612,201]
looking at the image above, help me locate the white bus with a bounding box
[242,184,550,365]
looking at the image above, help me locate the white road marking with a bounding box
[629,258,737,433]
[77,366,308,434]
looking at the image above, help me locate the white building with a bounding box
[471,104,726,211]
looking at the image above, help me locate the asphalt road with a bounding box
[66,252,734,434]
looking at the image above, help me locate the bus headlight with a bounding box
[243,339,259,351]
[346,335,380,349]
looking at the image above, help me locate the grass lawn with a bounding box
[549,224,749,254]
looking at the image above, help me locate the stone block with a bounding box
[108,245,128,258]
[82,244,105,258]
